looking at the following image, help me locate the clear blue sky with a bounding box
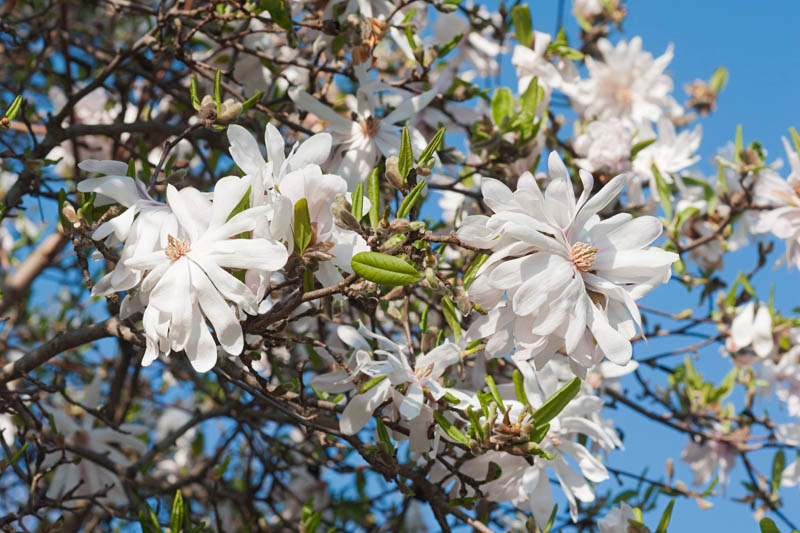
[490,1,800,531]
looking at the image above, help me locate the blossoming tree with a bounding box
[0,1,798,531]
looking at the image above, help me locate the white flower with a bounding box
[153,407,196,482]
[316,324,461,451]
[597,502,637,533]
[433,7,503,78]
[568,37,682,123]
[753,136,800,269]
[77,159,177,296]
[289,77,437,187]
[512,32,579,98]
[460,152,677,376]
[725,301,775,359]
[632,117,702,182]
[758,330,800,416]
[42,374,147,506]
[681,432,736,486]
[125,177,288,372]
[574,118,634,175]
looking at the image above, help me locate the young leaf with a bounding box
[511,4,533,47]
[367,168,380,228]
[4,95,23,120]
[397,180,426,219]
[437,33,462,58]
[709,66,728,93]
[532,377,581,427]
[441,296,462,342]
[512,369,530,409]
[734,124,743,164]
[651,164,673,220]
[655,498,675,533]
[463,253,488,290]
[262,0,293,31]
[241,90,261,113]
[771,450,786,495]
[189,76,200,111]
[360,374,387,394]
[351,252,423,286]
[139,500,162,533]
[759,518,781,533]
[491,87,514,126]
[418,126,446,168]
[351,182,364,220]
[170,490,185,533]
[631,138,656,159]
[398,127,413,182]
[293,198,312,254]
[484,375,506,414]
[213,68,222,109]
[433,411,469,445]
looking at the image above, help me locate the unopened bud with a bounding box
[389,218,410,234]
[61,204,80,228]
[409,220,426,231]
[331,193,362,232]
[384,156,404,190]
[666,457,674,480]
[453,287,472,316]
[217,98,242,123]
[199,95,217,121]
[425,267,439,289]
[417,166,432,176]
[421,329,438,353]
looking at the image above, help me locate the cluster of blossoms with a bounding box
[5,0,800,530]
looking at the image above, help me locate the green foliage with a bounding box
[350,252,423,286]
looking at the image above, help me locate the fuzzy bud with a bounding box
[198,95,217,121]
[217,98,242,123]
[384,156,404,190]
[331,193,362,232]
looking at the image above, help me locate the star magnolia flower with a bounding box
[42,375,147,506]
[753,136,800,269]
[758,329,800,416]
[125,177,289,372]
[567,37,682,123]
[460,152,678,376]
[574,118,634,175]
[511,32,579,98]
[632,117,702,190]
[681,431,736,487]
[433,7,503,78]
[315,324,461,450]
[288,79,437,187]
[597,502,637,533]
[441,362,616,528]
[273,164,370,287]
[77,159,178,296]
[725,301,775,359]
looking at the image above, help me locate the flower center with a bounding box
[414,364,434,380]
[359,116,381,138]
[615,86,633,104]
[570,241,598,272]
[165,235,191,261]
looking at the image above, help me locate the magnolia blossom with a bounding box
[460,152,677,376]
[597,502,637,533]
[632,117,702,190]
[442,361,617,527]
[753,136,800,269]
[568,37,682,123]
[725,301,775,360]
[759,329,800,417]
[314,324,462,451]
[289,77,436,186]
[433,7,502,78]
[153,407,196,482]
[681,431,736,487]
[42,375,147,505]
[511,32,579,99]
[574,118,634,175]
[77,159,175,296]
[125,177,288,372]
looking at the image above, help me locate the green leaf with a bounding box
[441,296,462,342]
[399,127,413,182]
[511,5,533,47]
[139,500,162,533]
[484,375,506,414]
[532,377,581,427]
[262,0,293,31]
[491,87,514,126]
[433,411,469,445]
[512,369,530,409]
[4,95,23,120]
[541,504,558,533]
[631,138,656,159]
[170,490,185,533]
[520,77,544,114]
[351,252,422,287]
[360,374,387,394]
[226,186,251,222]
[787,127,800,156]
[467,406,485,442]
[418,126,446,168]
[241,90,261,113]
[529,422,549,443]
[405,25,418,52]
[759,518,781,533]
[189,76,201,110]
[437,33,462,58]
[375,418,393,449]
[213,69,222,109]
[351,182,364,220]
[463,253,488,290]
[367,168,380,228]
[651,164,672,220]
[734,124,744,164]
[772,450,786,495]
[709,66,728,93]
[655,498,675,533]
[397,179,426,219]
[293,198,312,254]
[8,442,28,466]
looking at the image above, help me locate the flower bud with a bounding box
[389,218,410,234]
[198,95,217,121]
[384,156,404,190]
[331,193,362,232]
[217,98,242,123]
